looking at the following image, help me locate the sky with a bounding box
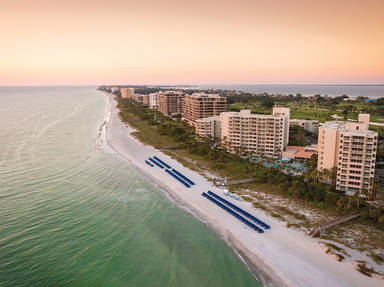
[1,0,383,85]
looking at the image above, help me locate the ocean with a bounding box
[199,84,384,99]
[0,86,259,286]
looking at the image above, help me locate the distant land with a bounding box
[103,84,384,99]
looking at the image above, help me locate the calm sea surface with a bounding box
[200,84,384,98]
[0,86,259,286]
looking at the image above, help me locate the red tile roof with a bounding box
[286,146,316,159]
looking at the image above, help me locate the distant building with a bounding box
[290,119,319,134]
[158,91,184,116]
[182,93,227,126]
[142,95,150,106]
[317,114,377,195]
[149,93,159,110]
[121,88,134,99]
[132,94,143,103]
[195,116,221,139]
[220,108,290,156]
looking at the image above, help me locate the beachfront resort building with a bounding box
[282,145,317,163]
[290,119,319,134]
[149,93,159,110]
[220,108,290,156]
[195,116,221,139]
[121,88,134,99]
[132,94,143,103]
[182,93,227,126]
[158,91,185,116]
[142,95,150,106]
[317,114,378,195]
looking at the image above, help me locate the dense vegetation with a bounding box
[115,95,384,226]
[289,126,313,146]
[227,93,384,124]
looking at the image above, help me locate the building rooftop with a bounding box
[322,120,377,135]
[189,93,222,98]
[222,109,287,119]
[322,121,343,129]
[285,146,316,159]
[159,90,184,95]
[196,116,220,122]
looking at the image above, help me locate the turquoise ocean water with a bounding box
[0,86,259,286]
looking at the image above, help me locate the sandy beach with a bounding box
[104,92,383,287]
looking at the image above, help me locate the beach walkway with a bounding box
[309,213,360,237]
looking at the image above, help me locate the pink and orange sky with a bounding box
[1,0,383,85]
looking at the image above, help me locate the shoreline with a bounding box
[102,95,283,286]
[103,94,286,287]
[103,91,382,287]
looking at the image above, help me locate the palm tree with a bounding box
[317,169,324,183]
[221,136,229,151]
[313,169,320,183]
[347,195,353,211]
[330,167,337,186]
[323,168,331,183]
[353,190,361,209]
[368,178,378,201]
[234,146,241,157]
[303,171,312,183]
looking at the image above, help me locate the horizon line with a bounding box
[1,83,384,87]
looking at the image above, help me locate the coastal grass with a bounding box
[251,201,268,210]
[168,145,257,182]
[118,111,181,150]
[371,253,384,265]
[286,223,301,229]
[242,189,313,227]
[355,262,382,277]
[321,242,350,257]
[241,196,253,202]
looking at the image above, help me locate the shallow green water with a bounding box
[0,87,260,286]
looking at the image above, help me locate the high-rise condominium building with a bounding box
[182,93,227,126]
[158,91,184,116]
[220,108,290,156]
[290,119,319,134]
[121,88,134,99]
[317,114,377,195]
[195,116,221,139]
[149,93,159,110]
[133,94,143,103]
[142,95,150,106]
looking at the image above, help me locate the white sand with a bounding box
[104,92,383,287]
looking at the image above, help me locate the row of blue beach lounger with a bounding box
[145,156,269,232]
[202,191,270,233]
[145,156,195,188]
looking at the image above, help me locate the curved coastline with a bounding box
[102,91,383,287]
[103,92,285,286]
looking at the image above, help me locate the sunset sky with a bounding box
[1,0,383,85]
